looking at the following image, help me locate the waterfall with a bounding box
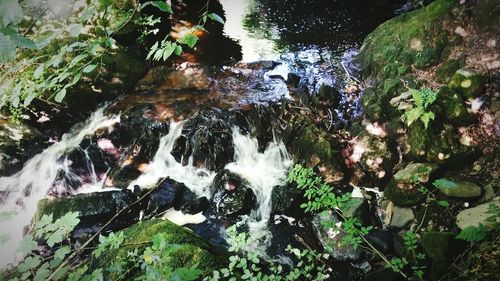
[0,107,119,268]
[128,121,216,198]
[225,128,292,243]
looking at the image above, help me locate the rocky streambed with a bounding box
[1,0,499,280]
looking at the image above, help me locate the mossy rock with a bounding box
[473,0,500,30]
[437,180,482,198]
[92,219,226,278]
[394,163,438,184]
[422,231,462,280]
[435,58,464,84]
[384,179,425,206]
[358,0,457,79]
[405,123,477,169]
[448,69,487,100]
[434,86,472,125]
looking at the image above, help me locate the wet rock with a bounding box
[479,182,497,203]
[287,72,301,87]
[437,181,482,198]
[271,183,302,215]
[89,218,226,278]
[311,211,361,262]
[351,130,395,182]
[384,179,425,206]
[291,123,334,166]
[385,202,415,228]
[394,163,438,184]
[342,198,370,225]
[176,192,210,215]
[35,190,139,238]
[144,178,186,218]
[448,69,486,100]
[366,267,402,281]
[315,83,341,106]
[365,229,393,254]
[210,170,255,216]
[456,197,500,229]
[422,231,462,280]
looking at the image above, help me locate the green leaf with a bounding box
[456,225,488,243]
[150,1,172,13]
[438,200,449,207]
[0,33,16,62]
[54,88,67,103]
[419,111,435,129]
[19,235,38,255]
[33,64,44,79]
[207,13,225,24]
[47,228,64,247]
[162,43,176,61]
[82,64,98,73]
[0,0,24,27]
[177,33,198,48]
[174,44,182,56]
[67,24,83,37]
[1,27,36,49]
[404,107,423,126]
[18,256,41,273]
[54,246,71,260]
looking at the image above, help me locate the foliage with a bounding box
[0,0,224,111]
[402,87,438,129]
[456,203,500,243]
[287,164,351,212]
[206,226,327,281]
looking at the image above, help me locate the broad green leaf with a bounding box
[33,64,44,79]
[33,263,50,281]
[0,33,16,62]
[58,211,80,233]
[0,0,24,27]
[438,200,450,207]
[178,33,198,48]
[18,256,41,273]
[456,225,488,243]
[150,1,172,13]
[174,44,182,56]
[35,31,59,49]
[47,228,64,247]
[54,88,66,103]
[67,24,83,37]
[419,111,435,129]
[404,107,422,126]
[207,13,225,24]
[82,64,98,73]
[36,214,53,230]
[19,235,37,255]
[54,246,71,260]
[162,43,176,61]
[1,27,36,49]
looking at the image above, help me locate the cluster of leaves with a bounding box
[402,87,438,129]
[287,164,351,212]
[456,203,500,243]
[207,226,327,281]
[411,176,454,208]
[0,212,203,281]
[387,231,426,280]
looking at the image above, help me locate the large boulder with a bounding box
[311,211,361,262]
[210,170,255,217]
[91,218,226,278]
[35,190,139,238]
[456,197,500,229]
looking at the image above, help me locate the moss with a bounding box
[384,179,425,206]
[473,0,500,30]
[93,219,226,277]
[422,232,462,280]
[435,86,471,125]
[358,0,457,79]
[292,124,333,165]
[435,58,464,83]
[448,69,487,100]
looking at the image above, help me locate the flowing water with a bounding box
[0,108,119,267]
[0,0,409,270]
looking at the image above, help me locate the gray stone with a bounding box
[438,181,482,198]
[342,197,370,224]
[386,203,415,228]
[311,211,361,262]
[456,197,500,229]
[479,182,497,203]
[394,163,438,184]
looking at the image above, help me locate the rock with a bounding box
[384,179,425,206]
[456,197,500,229]
[342,198,370,225]
[144,178,186,218]
[394,163,438,184]
[422,231,462,280]
[437,181,482,198]
[365,229,393,254]
[448,69,486,100]
[90,219,226,278]
[316,83,341,106]
[435,59,464,83]
[271,183,302,214]
[287,72,301,87]
[175,188,210,214]
[291,123,334,166]
[385,202,415,228]
[434,87,471,125]
[35,190,139,238]
[211,170,255,216]
[311,211,361,262]
[479,182,497,203]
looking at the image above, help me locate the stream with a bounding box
[0,0,408,272]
